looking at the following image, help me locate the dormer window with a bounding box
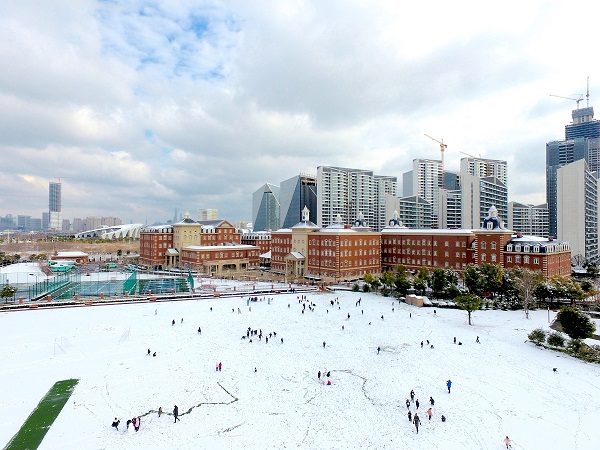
[506,244,513,251]
[533,245,540,253]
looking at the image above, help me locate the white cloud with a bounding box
[0,0,598,224]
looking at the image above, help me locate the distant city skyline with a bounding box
[1,2,599,224]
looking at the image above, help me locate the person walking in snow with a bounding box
[218,362,222,371]
[413,413,421,434]
[323,341,326,348]
[407,410,412,421]
[410,390,415,402]
[377,346,381,354]
[172,319,175,326]
[318,371,321,380]
[111,418,120,431]
[427,407,433,420]
[415,398,420,409]
[198,327,201,334]
[446,379,452,393]
[476,336,480,343]
[503,436,512,448]
[429,396,434,406]
[406,399,410,409]
[173,405,180,423]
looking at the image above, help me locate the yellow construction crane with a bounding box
[550,94,584,109]
[424,134,447,174]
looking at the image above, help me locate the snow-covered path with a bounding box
[1,291,599,449]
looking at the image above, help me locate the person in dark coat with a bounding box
[429,396,435,406]
[111,418,120,430]
[413,413,421,433]
[407,410,412,421]
[415,398,420,409]
[173,405,180,422]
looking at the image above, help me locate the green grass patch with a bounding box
[4,378,79,450]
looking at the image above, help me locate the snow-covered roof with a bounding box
[381,228,475,235]
[53,251,88,257]
[183,244,257,251]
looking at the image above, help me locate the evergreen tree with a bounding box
[455,293,482,325]
[556,306,596,340]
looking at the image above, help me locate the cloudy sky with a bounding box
[1,0,599,226]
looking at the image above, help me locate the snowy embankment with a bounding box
[1,292,599,450]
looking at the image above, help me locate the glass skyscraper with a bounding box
[252,183,280,232]
[279,174,317,229]
[546,105,600,238]
[48,181,62,230]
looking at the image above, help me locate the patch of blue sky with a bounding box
[189,15,209,39]
[95,2,239,80]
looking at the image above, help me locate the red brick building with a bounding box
[241,231,271,255]
[381,207,571,278]
[271,209,381,281]
[180,244,260,275]
[139,214,246,269]
[139,225,174,269]
[503,234,571,277]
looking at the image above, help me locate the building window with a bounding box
[534,258,539,265]
[491,254,496,262]
[481,242,486,250]
[491,242,496,250]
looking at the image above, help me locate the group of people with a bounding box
[420,339,434,349]
[406,389,446,434]
[111,416,141,432]
[317,370,332,385]
[242,326,282,344]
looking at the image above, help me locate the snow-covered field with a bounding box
[1,290,599,450]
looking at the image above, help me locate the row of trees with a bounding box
[361,263,595,315]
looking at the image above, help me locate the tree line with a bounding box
[358,263,595,312]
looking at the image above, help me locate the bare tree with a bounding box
[512,267,542,319]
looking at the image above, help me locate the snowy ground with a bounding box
[1,290,599,450]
